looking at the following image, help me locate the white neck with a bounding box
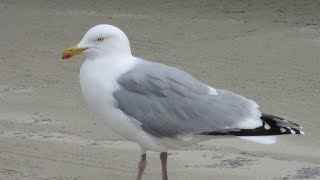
[81,54,138,81]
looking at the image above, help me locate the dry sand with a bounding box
[0,0,320,179]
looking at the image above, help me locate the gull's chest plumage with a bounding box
[79,59,136,136]
[79,58,163,150]
[80,60,119,114]
[79,57,139,116]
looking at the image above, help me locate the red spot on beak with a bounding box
[62,54,72,59]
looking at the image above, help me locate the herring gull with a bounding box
[61,24,304,180]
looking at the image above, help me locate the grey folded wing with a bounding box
[113,59,262,138]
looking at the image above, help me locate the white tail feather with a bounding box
[238,136,277,144]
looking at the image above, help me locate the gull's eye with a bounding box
[96,37,104,42]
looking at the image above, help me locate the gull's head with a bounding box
[61,24,131,60]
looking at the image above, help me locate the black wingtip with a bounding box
[200,114,305,136]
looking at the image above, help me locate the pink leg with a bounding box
[160,152,168,180]
[136,154,147,180]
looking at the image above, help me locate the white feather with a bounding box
[237,136,277,144]
[208,86,218,95]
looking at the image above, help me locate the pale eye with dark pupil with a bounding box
[96,37,104,42]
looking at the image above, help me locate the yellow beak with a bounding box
[61,45,88,59]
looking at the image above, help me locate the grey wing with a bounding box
[113,60,262,138]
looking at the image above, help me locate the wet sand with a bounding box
[0,0,320,179]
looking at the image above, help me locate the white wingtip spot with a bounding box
[288,127,296,134]
[280,127,286,133]
[208,86,218,95]
[300,131,305,135]
[264,123,271,130]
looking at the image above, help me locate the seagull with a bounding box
[61,24,304,180]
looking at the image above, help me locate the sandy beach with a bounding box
[0,0,320,179]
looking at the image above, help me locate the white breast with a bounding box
[79,56,137,123]
[79,57,166,151]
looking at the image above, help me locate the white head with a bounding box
[62,24,132,60]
